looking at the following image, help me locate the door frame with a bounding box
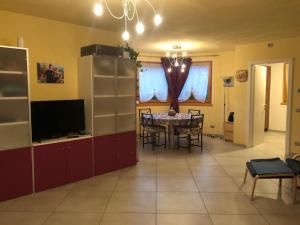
[247,58,294,156]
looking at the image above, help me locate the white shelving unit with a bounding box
[0,46,31,151]
[78,55,136,137]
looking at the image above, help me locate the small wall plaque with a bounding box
[236,70,248,82]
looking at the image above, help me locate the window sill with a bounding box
[137,100,213,107]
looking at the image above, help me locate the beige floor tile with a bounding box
[0,199,15,211]
[106,192,156,213]
[248,193,300,214]
[115,177,156,191]
[263,214,300,225]
[56,190,112,213]
[202,193,258,214]
[120,165,156,177]
[190,165,228,177]
[0,212,49,225]
[157,164,192,177]
[7,190,69,212]
[44,212,101,225]
[222,165,247,177]
[157,214,212,225]
[100,213,155,225]
[157,176,198,192]
[210,215,268,225]
[157,192,207,213]
[74,176,118,191]
[196,177,240,193]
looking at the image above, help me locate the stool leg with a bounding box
[294,176,298,204]
[251,176,258,201]
[243,167,248,184]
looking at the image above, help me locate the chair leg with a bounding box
[294,176,298,204]
[279,178,282,187]
[188,134,191,153]
[251,176,258,201]
[152,133,155,151]
[197,133,200,143]
[200,132,203,152]
[164,131,167,149]
[142,130,145,148]
[139,124,142,139]
[243,167,248,184]
[177,135,180,149]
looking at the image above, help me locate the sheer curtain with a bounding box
[178,65,209,102]
[139,66,168,102]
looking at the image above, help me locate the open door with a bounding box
[252,65,267,146]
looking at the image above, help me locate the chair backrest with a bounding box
[141,113,153,128]
[190,114,204,130]
[139,108,151,121]
[188,109,201,115]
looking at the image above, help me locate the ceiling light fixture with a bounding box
[166,44,188,73]
[93,0,162,41]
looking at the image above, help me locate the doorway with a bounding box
[248,59,293,156]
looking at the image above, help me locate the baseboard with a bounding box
[268,129,286,133]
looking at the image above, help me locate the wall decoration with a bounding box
[236,70,248,82]
[37,63,64,83]
[222,76,234,87]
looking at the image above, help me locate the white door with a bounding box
[252,65,267,146]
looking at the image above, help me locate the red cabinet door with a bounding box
[117,131,137,169]
[0,147,33,201]
[67,138,93,183]
[93,134,118,175]
[34,143,67,192]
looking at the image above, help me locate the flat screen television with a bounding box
[31,99,85,141]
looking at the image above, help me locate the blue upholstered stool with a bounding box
[244,158,297,202]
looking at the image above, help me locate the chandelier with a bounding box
[93,0,162,41]
[166,45,188,73]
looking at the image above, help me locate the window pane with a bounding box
[139,66,168,102]
[179,65,209,102]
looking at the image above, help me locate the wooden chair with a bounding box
[175,114,204,153]
[188,109,201,115]
[141,113,167,150]
[139,108,151,139]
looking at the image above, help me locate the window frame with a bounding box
[137,61,213,106]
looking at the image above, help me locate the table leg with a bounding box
[169,122,174,149]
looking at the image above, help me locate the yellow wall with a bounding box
[0,10,121,100]
[136,51,236,135]
[233,37,300,153]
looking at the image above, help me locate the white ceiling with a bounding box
[1,0,300,53]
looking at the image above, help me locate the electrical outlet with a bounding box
[295,142,300,147]
[210,125,215,129]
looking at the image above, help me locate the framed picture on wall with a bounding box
[37,63,64,83]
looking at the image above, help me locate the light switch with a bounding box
[298,88,300,93]
[297,108,300,113]
[295,142,300,146]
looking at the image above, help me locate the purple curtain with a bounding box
[161,57,192,112]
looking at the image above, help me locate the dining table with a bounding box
[152,112,191,148]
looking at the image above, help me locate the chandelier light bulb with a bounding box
[172,53,176,58]
[167,67,172,73]
[182,51,187,57]
[181,68,185,73]
[122,31,130,41]
[154,14,162,26]
[182,64,186,69]
[93,3,103,16]
[166,52,170,57]
[174,61,179,67]
[135,22,145,34]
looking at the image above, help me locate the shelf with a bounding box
[94,95,115,98]
[0,70,26,75]
[32,134,93,147]
[94,114,116,118]
[0,96,28,100]
[117,76,135,79]
[0,121,29,126]
[118,113,135,116]
[94,75,115,79]
[117,95,135,98]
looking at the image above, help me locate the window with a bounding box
[179,62,212,104]
[138,64,168,102]
[137,61,212,105]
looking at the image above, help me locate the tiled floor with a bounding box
[1,132,300,225]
